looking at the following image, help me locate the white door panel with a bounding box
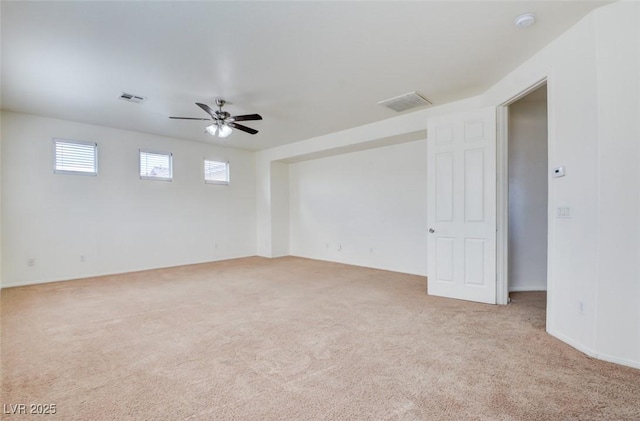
[427,107,497,304]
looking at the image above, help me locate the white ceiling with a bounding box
[1,1,609,151]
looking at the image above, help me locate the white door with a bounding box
[427,107,497,304]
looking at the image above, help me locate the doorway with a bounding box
[508,84,548,294]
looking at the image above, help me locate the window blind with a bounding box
[140,150,172,180]
[204,160,229,184]
[54,139,98,175]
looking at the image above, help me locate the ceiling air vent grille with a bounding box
[378,91,431,112]
[119,92,147,103]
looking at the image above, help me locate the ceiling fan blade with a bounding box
[169,116,211,120]
[196,102,217,119]
[232,113,262,122]
[228,122,258,135]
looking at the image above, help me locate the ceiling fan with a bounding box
[169,98,262,138]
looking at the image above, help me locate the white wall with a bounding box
[484,1,639,368]
[0,112,3,287]
[593,2,640,367]
[255,96,480,260]
[255,156,272,257]
[1,111,257,287]
[508,95,548,292]
[256,0,640,369]
[289,140,428,275]
[484,4,602,356]
[270,161,290,257]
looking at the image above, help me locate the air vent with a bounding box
[118,92,147,103]
[378,91,432,112]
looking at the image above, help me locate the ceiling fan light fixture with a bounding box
[205,124,218,136]
[218,124,233,138]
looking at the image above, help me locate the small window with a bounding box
[53,139,98,175]
[140,150,172,181]
[204,160,230,185]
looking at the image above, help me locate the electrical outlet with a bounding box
[338,245,342,252]
[80,255,86,262]
[553,166,566,178]
[27,258,35,267]
[579,301,585,314]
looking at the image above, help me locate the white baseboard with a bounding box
[288,252,427,277]
[0,254,256,289]
[548,328,640,370]
[509,285,547,292]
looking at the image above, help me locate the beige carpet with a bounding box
[1,257,639,420]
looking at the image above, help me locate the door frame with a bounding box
[496,76,549,305]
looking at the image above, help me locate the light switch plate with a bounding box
[557,206,571,218]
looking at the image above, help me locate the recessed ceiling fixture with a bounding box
[118,92,146,103]
[170,98,262,138]
[514,13,536,29]
[378,91,432,113]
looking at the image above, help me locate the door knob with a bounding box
[429,228,435,233]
